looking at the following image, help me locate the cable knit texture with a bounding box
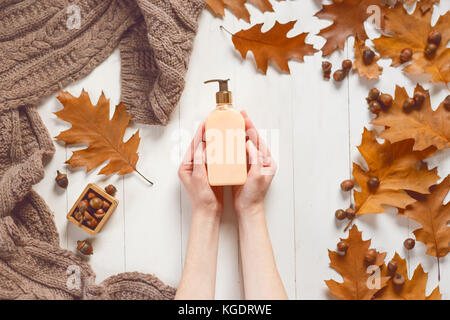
[0,0,205,300]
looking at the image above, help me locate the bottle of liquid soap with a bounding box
[204,79,247,186]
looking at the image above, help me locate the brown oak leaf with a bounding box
[325,225,389,300]
[417,0,440,14]
[373,3,450,85]
[207,0,281,22]
[55,90,151,184]
[353,128,439,215]
[315,0,383,56]
[231,21,317,74]
[353,37,383,80]
[375,252,441,300]
[372,85,450,151]
[402,175,449,258]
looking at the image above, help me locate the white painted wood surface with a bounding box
[34,1,449,299]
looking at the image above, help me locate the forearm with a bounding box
[238,206,288,300]
[175,211,220,300]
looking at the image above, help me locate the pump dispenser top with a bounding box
[204,79,232,105]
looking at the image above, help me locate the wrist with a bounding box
[236,203,265,222]
[192,208,222,225]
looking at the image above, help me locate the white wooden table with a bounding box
[35,1,449,299]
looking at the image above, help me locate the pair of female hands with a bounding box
[176,111,287,300]
[178,111,277,218]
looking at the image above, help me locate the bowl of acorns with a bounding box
[67,183,118,235]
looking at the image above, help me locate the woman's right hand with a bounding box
[232,111,277,218]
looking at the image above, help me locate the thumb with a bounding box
[247,140,263,173]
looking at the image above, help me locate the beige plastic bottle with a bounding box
[204,79,247,186]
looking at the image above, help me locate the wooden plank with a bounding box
[35,94,70,249]
[291,0,351,299]
[60,51,126,283]
[178,11,243,299]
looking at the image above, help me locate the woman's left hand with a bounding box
[178,123,224,217]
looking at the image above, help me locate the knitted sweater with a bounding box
[0,0,205,300]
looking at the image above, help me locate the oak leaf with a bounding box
[372,4,450,85]
[206,0,281,22]
[55,90,151,183]
[325,225,389,300]
[402,175,449,258]
[353,128,439,215]
[315,0,383,56]
[375,252,441,300]
[417,0,440,14]
[231,21,317,74]
[372,85,450,151]
[353,37,383,80]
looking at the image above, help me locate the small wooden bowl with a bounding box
[67,183,118,235]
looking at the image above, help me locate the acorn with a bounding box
[427,30,441,46]
[413,91,425,108]
[105,184,117,196]
[103,200,111,210]
[89,197,103,210]
[78,200,89,213]
[369,101,382,114]
[367,88,380,101]
[424,43,437,59]
[399,48,412,63]
[77,240,93,256]
[340,179,354,191]
[362,49,375,65]
[335,209,347,220]
[322,61,332,72]
[367,176,380,192]
[387,260,398,275]
[364,249,377,264]
[402,98,416,113]
[94,209,105,220]
[337,241,349,255]
[55,170,68,189]
[73,210,84,223]
[379,93,393,110]
[404,238,415,250]
[393,273,405,288]
[342,59,353,72]
[333,69,346,82]
[322,61,332,80]
[87,192,96,200]
[83,212,98,229]
[345,207,356,219]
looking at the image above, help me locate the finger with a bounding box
[193,141,207,175]
[247,139,263,172]
[180,123,204,172]
[241,110,271,157]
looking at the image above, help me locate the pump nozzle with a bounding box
[204,79,232,105]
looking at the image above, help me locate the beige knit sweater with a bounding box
[0,0,205,299]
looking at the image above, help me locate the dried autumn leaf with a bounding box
[372,85,450,151]
[402,175,449,258]
[325,225,389,300]
[417,0,440,14]
[353,128,439,215]
[375,252,441,300]
[373,4,450,85]
[231,21,317,74]
[55,90,151,184]
[206,0,280,22]
[315,0,383,56]
[353,37,383,80]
